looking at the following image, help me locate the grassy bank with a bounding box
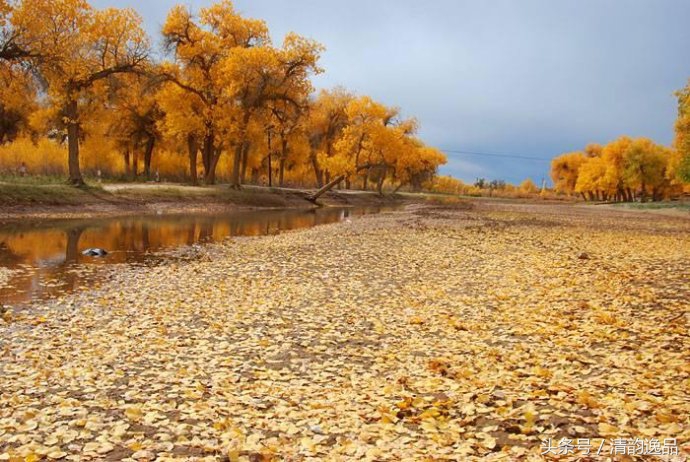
[0,181,410,221]
[0,182,304,208]
[611,200,690,211]
[0,182,107,206]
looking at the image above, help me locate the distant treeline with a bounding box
[550,84,690,202]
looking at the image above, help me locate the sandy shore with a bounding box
[0,202,688,460]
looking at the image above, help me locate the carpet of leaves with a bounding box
[0,268,14,289]
[1,202,689,461]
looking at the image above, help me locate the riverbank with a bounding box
[0,182,408,222]
[1,202,688,460]
[3,180,688,224]
[605,200,690,218]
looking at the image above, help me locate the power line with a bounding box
[440,148,552,162]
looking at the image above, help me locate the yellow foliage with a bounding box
[673,80,690,183]
[519,178,538,194]
[550,151,586,194]
[0,137,65,175]
[554,136,681,201]
[1,0,448,188]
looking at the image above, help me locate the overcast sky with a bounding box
[94,0,690,184]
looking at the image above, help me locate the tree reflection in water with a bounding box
[0,206,389,306]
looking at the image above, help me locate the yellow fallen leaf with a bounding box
[82,442,99,453]
[96,443,114,454]
[72,419,86,428]
[18,421,38,432]
[125,406,143,422]
[128,441,143,451]
[226,448,240,462]
[598,422,618,436]
[46,450,67,460]
[420,421,438,433]
[44,436,59,446]
[300,437,316,452]
[482,435,497,450]
[655,410,677,423]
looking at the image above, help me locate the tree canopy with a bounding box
[552,137,680,202]
[0,0,447,192]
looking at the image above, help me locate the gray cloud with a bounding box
[93,0,690,184]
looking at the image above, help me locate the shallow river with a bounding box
[0,206,389,306]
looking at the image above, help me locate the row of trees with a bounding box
[0,0,446,193]
[551,82,690,202]
[430,175,545,199]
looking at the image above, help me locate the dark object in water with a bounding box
[578,252,590,260]
[82,248,108,257]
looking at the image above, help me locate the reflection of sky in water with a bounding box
[0,207,391,306]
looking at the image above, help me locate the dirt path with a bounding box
[0,203,688,460]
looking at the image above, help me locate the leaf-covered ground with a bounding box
[0,268,14,289]
[1,202,689,461]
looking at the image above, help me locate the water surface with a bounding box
[0,207,388,306]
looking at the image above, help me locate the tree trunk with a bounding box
[202,132,213,176]
[230,142,243,189]
[268,152,273,187]
[143,135,155,180]
[202,134,217,184]
[187,135,198,185]
[310,152,323,187]
[307,175,345,203]
[65,98,83,185]
[377,175,384,195]
[278,138,288,187]
[639,181,646,203]
[205,147,221,185]
[306,165,371,203]
[124,147,131,177]
[240,141,251,185]
[267,131,273,187]
[132,150,139,178]
[279,158,286,187]
[231,114,252,189]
